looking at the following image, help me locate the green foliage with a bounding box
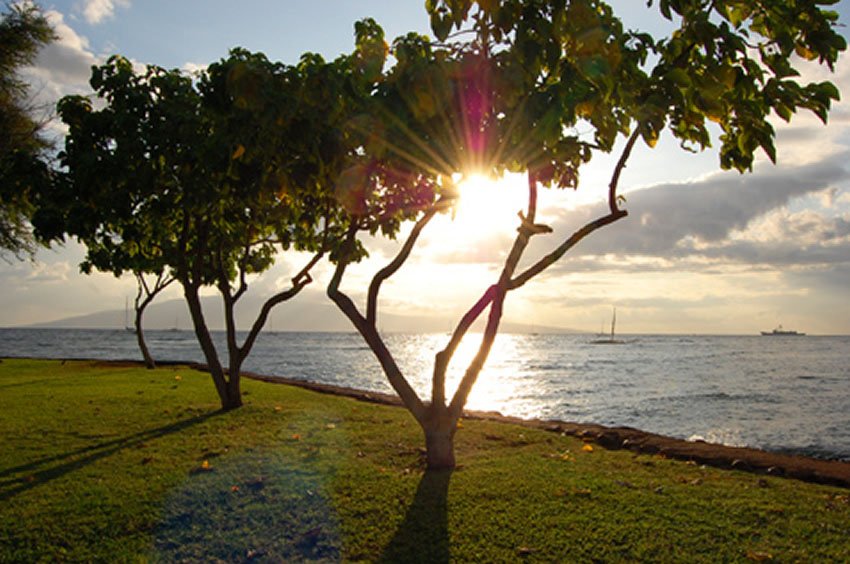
[325,0,845,469]
[1,359,849,561]
[37,49,350,282]
[34,48,374,408]
[421,0,845,176]
[0,1,54,260]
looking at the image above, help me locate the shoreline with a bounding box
[241,369,850,489]
[6,356,850,488]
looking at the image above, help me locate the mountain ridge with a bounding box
[23,295,580,335]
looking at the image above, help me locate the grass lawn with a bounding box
[1,358,848,562]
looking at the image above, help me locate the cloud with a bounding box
[679,208,850,267]
[540,152,850,264]
[80,0,130,25]
[36,11,97,84]
[21,10,154,143]
[26,260,72,283]
[181,61,206,76]
[19,10,100,140]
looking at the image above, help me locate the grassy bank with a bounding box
[1,358,848,562]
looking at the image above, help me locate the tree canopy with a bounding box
[326,0,845,468]
[0,1,53,261]
[36,49,359,409]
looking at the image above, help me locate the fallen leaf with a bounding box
[746,549,774,561]
[291,433,301,441]
[246,548,265,560]
[582,444,594,452]
[325,423,336,430]
[274,405,282,412]
[201,460,211,470]
[517,546,536,556]
[174,375,182,381]
[231,485,240,492]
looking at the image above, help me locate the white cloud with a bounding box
[26,260,72,283]
[21,11,98,108]
[540,152,850,261]
[80,0,130,25]
[181,62,206,76]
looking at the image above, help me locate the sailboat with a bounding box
[590,307,625,344]
[124,297,135,332]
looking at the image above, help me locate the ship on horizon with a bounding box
[761,325,806,336]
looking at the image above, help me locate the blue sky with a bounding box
[3,0,850,335]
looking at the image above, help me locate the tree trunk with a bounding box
[134,305,155,369]
[422,409,457,470]
[220,380,242,410]
[224,356,243,411]
[182,281,236,411]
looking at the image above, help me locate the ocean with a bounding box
[1,328,848,461]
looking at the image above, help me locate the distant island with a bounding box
[20,295,581,335]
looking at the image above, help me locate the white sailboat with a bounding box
[124,297,135,332]
[590,307,625,344]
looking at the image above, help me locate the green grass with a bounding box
[1,358,848,562]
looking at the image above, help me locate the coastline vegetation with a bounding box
[2,358,848,561]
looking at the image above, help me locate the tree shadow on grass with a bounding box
[380,469,452,563]
[0,412,218,502]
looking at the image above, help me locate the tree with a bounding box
[36,50,347,409]
[0,1,53,261]
[327,1,845,468]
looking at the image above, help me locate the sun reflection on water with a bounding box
[394,332,552,419]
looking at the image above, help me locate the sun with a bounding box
[449,173,530,240]
[399,172,532,285]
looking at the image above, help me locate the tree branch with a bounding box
[509,125,641,290]
[447,174,540,417]
[237,248,325,366]
[328,224,427,422]
[507,211,626,291]
[233,236,252,302]
[367,200,448,326]
[608,126,641,214]
[432,284,497,408]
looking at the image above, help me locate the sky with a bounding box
[2,0,850,335]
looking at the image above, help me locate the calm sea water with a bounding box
[1,328,848,461]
